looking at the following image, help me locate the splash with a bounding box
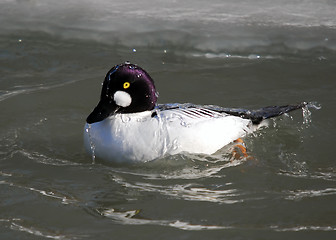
[302,101,321,127]
[85,124,96,164]
[302,105,312,126]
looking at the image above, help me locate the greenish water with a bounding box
[1,1,336,239]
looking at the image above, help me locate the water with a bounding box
[1,0,336,239]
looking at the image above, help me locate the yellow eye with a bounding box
[123,82,130,89]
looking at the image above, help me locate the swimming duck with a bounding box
[84,62,306,163]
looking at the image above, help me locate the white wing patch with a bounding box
[165,107,225,120]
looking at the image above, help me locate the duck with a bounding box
[84,62,306,163]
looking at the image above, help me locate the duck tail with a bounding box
[221,102,308,124]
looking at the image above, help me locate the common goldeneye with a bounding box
[84,62,306,163]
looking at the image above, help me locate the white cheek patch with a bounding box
[114,91,132,107]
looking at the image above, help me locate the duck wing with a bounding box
[155,102,307,124]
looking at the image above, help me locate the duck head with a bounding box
[86,63,158,124]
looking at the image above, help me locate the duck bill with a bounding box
[86,101,118,124]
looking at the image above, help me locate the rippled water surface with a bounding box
[1,0,336,239]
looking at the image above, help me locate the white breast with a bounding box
[84,108,253,163]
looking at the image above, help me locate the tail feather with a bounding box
[220,102,307,124]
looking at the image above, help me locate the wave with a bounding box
[1,0,335,52]
[1,0,335,29]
